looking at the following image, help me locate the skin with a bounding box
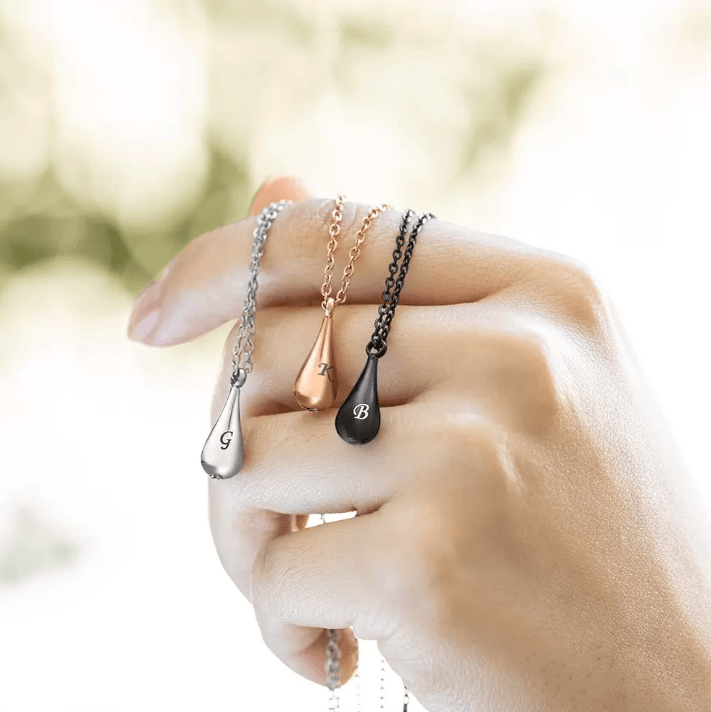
[128,176,711,711]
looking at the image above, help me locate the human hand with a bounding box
[128,176,711,711]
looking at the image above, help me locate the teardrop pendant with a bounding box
[294,308,338,411]
[201,384,244,479]
[335,354,380,444]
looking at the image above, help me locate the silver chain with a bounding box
[321,513,342,711]
[230,199,289,380]
[320,513,410,711]
[326,627,342,711]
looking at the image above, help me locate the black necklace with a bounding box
[335,209,435,444]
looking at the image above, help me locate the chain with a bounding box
[320,201,429,710]
[374,209,414,338]
[334,202,391,305]
[224,199,419,710]
[326,627,342,711]
[367,211,436,358]
[320,526,413,712]
[321,195,345,308]
[230,200,289,382]
[321,195,391,310]
[321,513,341,711]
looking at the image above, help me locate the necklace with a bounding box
[326,211,434,709]
[200,199,289,479]
[321,513,411,712]
[336,210,436,444]
[294,195,390,411]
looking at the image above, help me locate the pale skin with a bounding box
[128,176,711,711]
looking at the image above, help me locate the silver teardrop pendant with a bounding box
[201,384,244,479]
[335,354,380,444]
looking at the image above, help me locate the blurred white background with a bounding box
[0,0,709,709]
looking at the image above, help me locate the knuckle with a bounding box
[288,198,364,261]
[249,541,296,625]
[535,253,609,330]
[286,198,333,260]
[299,196,337,235]
[338,199,366,238]
[298,196,378,243]
[379,499,459,620]
[510,323,553,374]
[489,322,564,436]
[441,416,522,509]
[249,546,271,617]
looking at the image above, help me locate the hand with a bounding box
[128,177,711,712]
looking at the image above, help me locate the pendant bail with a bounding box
[230,367,247,388]
[324,297,336,318]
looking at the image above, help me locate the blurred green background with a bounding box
[0,0,709,709]
[0,0,549,295]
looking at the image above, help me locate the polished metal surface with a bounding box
[296,196,388,415]
[201,200,288,478]
[294,309,338,411]
[201,383,243,479]
[335,353,380,444]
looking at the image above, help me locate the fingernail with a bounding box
[128,279,162,343]
[248,175,274,213]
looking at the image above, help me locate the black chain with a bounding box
[367,210,436,358]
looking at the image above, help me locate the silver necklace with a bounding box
[200,199,289,479]
[197,197,411,707]
[321,514,410,711]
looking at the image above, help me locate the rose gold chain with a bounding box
[321,195,345,308]
[321,195,391,310]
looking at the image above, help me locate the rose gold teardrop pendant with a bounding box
[294,299,338,411]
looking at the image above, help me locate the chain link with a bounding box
[321,196,391,310]
[367,211,435,358]
[375,208,413,328]
[326,627,342,710]
[321,513,342,711]
[321,195,345,307]
[230,200,289,380]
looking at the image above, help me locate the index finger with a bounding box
[128,198,535,346]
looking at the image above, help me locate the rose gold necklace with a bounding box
[294,195,390,411]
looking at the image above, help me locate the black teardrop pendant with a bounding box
[335,354,380,445]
